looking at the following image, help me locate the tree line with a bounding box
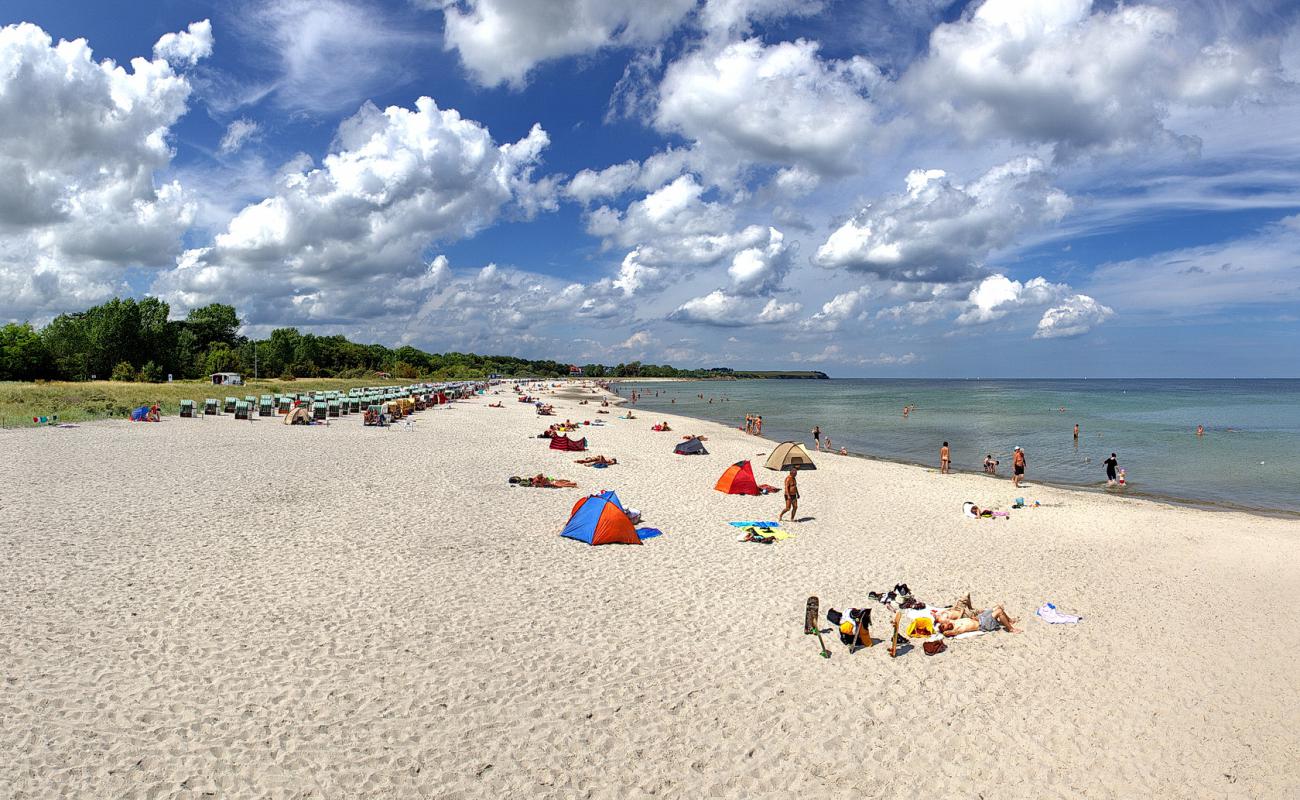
[0,298,731,382]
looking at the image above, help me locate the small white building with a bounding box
[210,372,244,386]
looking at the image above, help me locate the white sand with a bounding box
[3,385,1299,798]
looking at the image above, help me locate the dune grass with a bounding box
[0,378,405,428]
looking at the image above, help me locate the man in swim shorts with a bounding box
[778,468,799,522]
[937,604,1021,635]
[1012,446,1026,488]
[940,441,950,474]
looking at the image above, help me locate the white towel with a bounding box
[1036,602,1082,624]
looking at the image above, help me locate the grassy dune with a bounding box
[0,378,406,428]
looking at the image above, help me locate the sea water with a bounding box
[616,379,1300,516]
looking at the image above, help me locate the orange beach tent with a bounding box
[715,460,760,495]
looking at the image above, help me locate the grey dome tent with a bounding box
[674,437,708,455]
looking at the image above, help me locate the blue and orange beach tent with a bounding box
[561,491,644,545]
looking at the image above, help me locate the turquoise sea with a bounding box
[615,379,1300,516]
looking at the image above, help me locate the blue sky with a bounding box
[1,0,1299,376]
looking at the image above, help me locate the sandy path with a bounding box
[3,386,1298,798]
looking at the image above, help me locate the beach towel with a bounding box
[1036,602,1082,624]
[729,521,781,528]
[635,527,664,540]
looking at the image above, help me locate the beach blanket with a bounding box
[1036,602,1082,624]
[729,521,781,528]
[636,527,664,540]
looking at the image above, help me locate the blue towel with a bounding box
[729,521,780,528]
[636,527,664,540]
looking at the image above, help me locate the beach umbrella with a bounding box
[764,441,816,471]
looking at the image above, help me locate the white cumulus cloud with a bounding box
[800,287,871,331]
[153,19,213,67]
[669,290,801,326]
[1034,294,1115,338]
[655,38,881,179]
[905,0,1276,157]
[0,22,199,320]
[814,158,1071,283]
[440,0,696,88]
[153,97,553,326]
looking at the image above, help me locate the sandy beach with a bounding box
[3,382,1299,799]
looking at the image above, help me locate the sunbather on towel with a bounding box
[575,456,617,465]
[509,475,577,488]
[936,604,1021,635]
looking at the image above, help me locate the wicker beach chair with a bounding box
[179,399,195,418]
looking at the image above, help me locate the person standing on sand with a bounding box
[1103,452,1119,486]
[1012,446,1026,488]
[940,441,951,474]
[778,468,799,522]
[812,425,821,451]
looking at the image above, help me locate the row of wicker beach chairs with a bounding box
[176,384,467,424]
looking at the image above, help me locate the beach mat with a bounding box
[729,521,780,528]
[636,527,664,540]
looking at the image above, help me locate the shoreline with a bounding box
[607,382,1300,520]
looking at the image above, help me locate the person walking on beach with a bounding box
[1103,452,1119,486]
[1012,446,1026,488]
[940,441,951,474]
[812,425,821,451]
[778,468,800,522]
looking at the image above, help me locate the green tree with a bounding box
[0,322,49,380]
[40,313,92,379]
[186,304,240,350]
[203,344,241,375]
[110,361,136,381]
[137,360,164,382]
[85,298,143,377]
[173,326,201,379]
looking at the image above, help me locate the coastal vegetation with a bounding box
[1,297,829,384]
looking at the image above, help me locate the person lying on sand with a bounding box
[509,475,577,488]
[488,401,503,408]
[964,502,1009,519]
[681,434,708,441]
[575,456,617,465]
[936,605,1021,635]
